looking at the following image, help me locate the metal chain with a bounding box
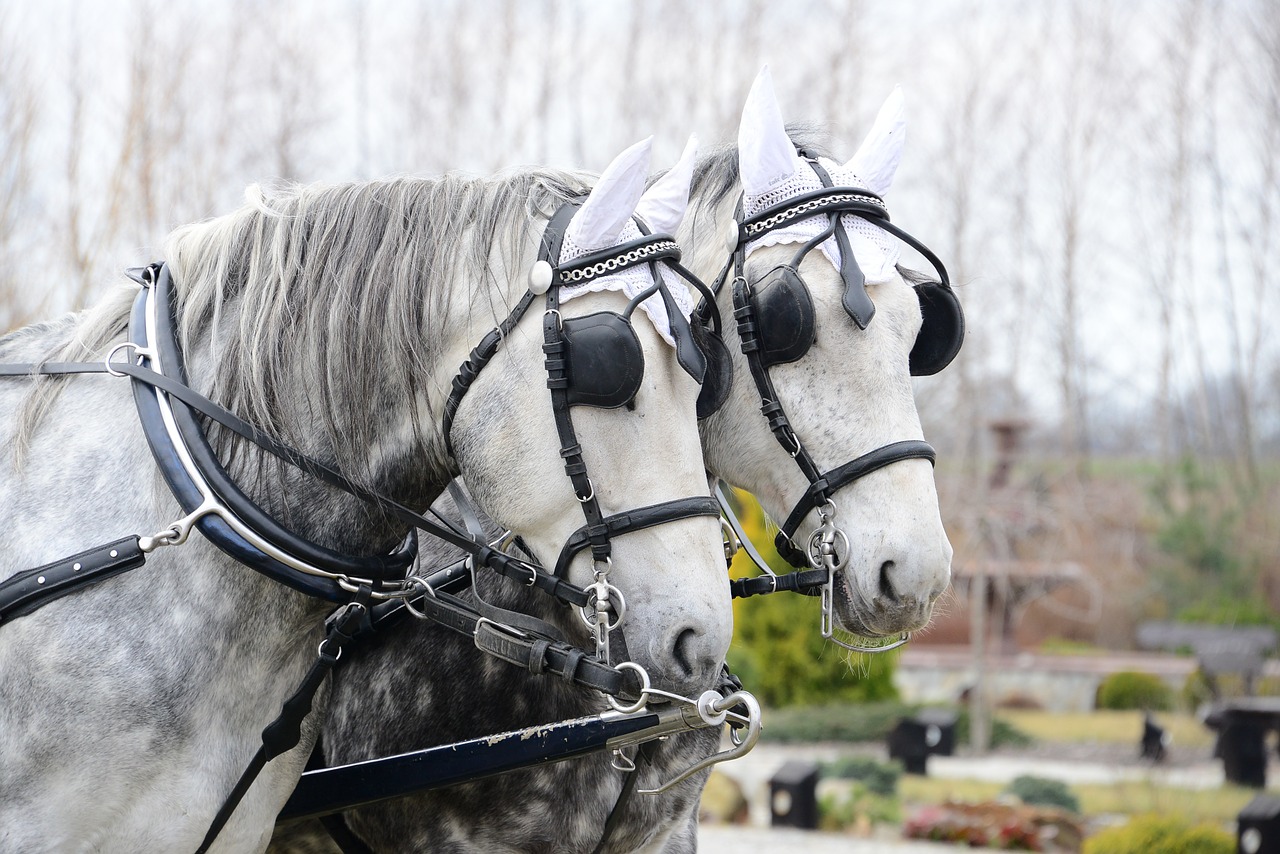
[744,191,886,238]
[559,239,679,284]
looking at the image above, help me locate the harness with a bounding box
[0,201,755,853]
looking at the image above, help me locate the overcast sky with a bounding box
[3,0,1275,453]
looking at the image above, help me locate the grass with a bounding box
[898,776,1256,826]
[997,710,1215,750]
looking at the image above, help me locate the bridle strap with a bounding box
[552,496,721,578]
[724,163,943,570]
[774,439,936,567]
[441,291,537,457]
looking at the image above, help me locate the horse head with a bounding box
[439,139,732,699]
[692,67,958,645]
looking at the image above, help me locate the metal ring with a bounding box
[577,582,627,631]
[104,342,140,377]
[807,526,850,571]
[606,662,652,714]
[575,479,594,503]
[318,639,343,662]
[544,308,563,328]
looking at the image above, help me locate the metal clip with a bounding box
[610,746,637,773]
[637,689,762,795]
[104,341,156,377]
[138,497,218,552]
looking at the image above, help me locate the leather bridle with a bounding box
[439,199,724,665]
[701,153,962,652]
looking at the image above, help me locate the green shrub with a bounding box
[1003,775,1080,813]
[821,755,900,796]
[1097,671,1174,711]
[953,708,1036,749]
[761,701,910,743]
[1182,669,1215,710]
[818,785,900,831]
[1083,813,1233,854]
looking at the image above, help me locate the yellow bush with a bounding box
[1083,814,1233,854]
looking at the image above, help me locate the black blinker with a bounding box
[909,282,965,376]
[754,266,817,368]
[692,322,732,419]
[562,312,645,409]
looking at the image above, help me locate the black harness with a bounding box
[0,200,737,852]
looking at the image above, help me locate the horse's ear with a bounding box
[844,86,906,197]
[566,137,653,251]
[636,134,698,234]
[738,65,800,199]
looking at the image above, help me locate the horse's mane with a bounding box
[17,168,592,481]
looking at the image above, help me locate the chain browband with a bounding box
[739,188,888,239]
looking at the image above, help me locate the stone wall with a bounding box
[894,647,1204,713]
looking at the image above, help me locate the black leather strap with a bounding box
[552,495,721,578]
[398,588,626,696]
[591,740,659,854]
[197,600,369,854]
[0,537,145,624]
[805,159,875,329]
[729,568,828,599]
[777,440,937,545]
[441,291,537,457]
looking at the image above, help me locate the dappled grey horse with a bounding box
[0,140,736,852]
[273,68,964,853]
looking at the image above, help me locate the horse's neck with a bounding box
[180,329,449,559]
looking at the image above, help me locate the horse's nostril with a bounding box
[672,627,699,677]
[878,560,897,602]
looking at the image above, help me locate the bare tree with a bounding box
[0,7,40,333]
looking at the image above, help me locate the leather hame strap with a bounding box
[195,598,370,854]
[0,537,145,625]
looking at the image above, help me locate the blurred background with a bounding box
[7,1,1280,846]
[3,0,1276,652]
